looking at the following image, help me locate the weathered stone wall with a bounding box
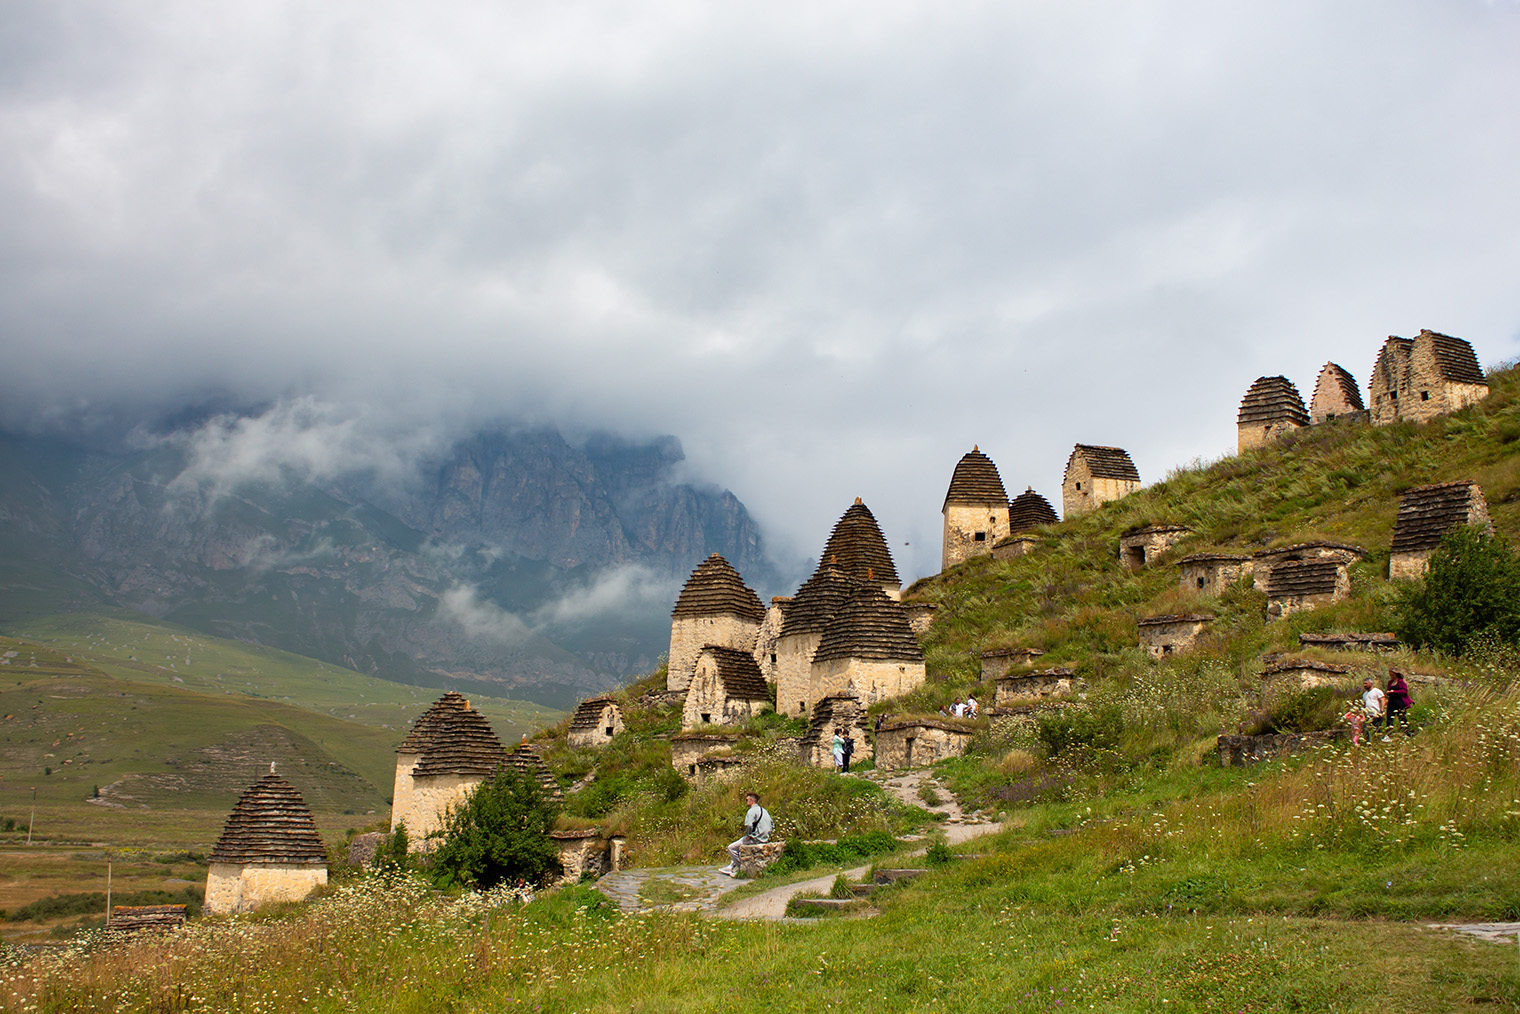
[667,615,759,692]
[1064,467,1138,518]
[1178,557,1251,596]
[733,841,786,878]
[551,831,609,884]
[753,600,789,683]
[902,602,937,637]
[980,649,1045,682]
[994,671,1077,708]
[1137,619,1211,658]
[875,723,975,770]
[1237,418,1303,452]
[989,700,1080,735]
[801,701,875,768]
[1267,587,1343,620]
[1119,527,1191,569]
[671,734,738,780]
[567,703,624,748]
[774,631,822,718]
[682,654,769,730]
[991,535,1040,561]
[204,863,327,915]
[1404,342,1488,422]
[390,753,419,833]
[1217,729,1347,767]
[394,772,482,844]
[942,502,1009,570]
[809,656,925,709]
[1389,549,1435,582]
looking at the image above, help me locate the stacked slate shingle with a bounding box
[1422,330,1486,385]
[942,447,1008,509]
[778,565,863,640]
[699,645,770,700]
[508,743,563,800]
[1007,488,1059,533]
[1071,445,1140,482]
[1238,376,1310,430]
[401,691,509,777]
[210,771,328,866]
[106,905,188,940]
[671,554,766,623]
[812,587,923,664]
[568,694,619,733]
[819,500,901,589]
[1310,363,1365,422]
[1265,561,1340,598]
[1391,480,1492,556]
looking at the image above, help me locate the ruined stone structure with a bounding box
[875,719,976,770]
[1136,614,1213,658]
[1260,657,1353,690]
[670,731,741,782]
[105,905,187,942]
[205,768,328,915]
[1119,524,1192,570]
[1251,542,1364,592]
[391,691,508,842]
[507,742,563,801]
[901,601,937,636]
[1177,553,1251,595]
[1063,445,1140,518]
[991,535,1041,560]
[1265,561,1350,619]
[683,645,772,729]
[799,692,874,769]
[941,446,1010,571]
[1218,729,1348,767]
[549,829,624,883]
[1309,363,1366,424]
[820,498,903,599]
[1389,480,1493,580]
[567,695,625,749]
[993,666,1078,708]
[1370,330,1488,426]
[980,646,1046,682]
[666,554,765,693]
[774,565,862,718]
[1237,376,1310,453]
[1298,631,1399,652]
[809,586,925,709]
[1008,487,1060,533]
[753,596,790,683]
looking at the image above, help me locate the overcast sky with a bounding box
[3,1,1519,585]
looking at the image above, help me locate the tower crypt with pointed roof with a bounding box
[1370,330,1487,426]
[205,767,328,915]
[391,691,509,845]
[941,446,1010,571]
[1389,480,1493,580]
[808,585,925,709]
[567,694,625,748]
[1007,487,1059,534]
[1237,376,1310,453]
[665,553,766,693]
[819,498,902,599]
[774,564,863,717]
[1309,363,1366,424]
[1062,444,1140,518]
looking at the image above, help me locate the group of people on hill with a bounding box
[1344,670,1412,745]
[938,695,977,719]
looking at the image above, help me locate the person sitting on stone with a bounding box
[718,791,772,877]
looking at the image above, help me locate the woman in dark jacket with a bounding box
[1386,670,1412,733]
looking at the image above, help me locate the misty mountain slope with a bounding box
[0,423,780,708]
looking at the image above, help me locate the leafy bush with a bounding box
[1035,703,1123,758]
[763,831,900,876]
[1241,686,1344,735]
[1398,527,1520,655]
[925,840,954,867]
[429,767,561,890]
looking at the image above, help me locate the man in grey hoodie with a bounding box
[718,791,773,877]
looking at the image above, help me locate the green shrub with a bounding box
[429,767,561,890]
[1242,686,1344,735]
[1398,527,1520,656]
[1036,703,1123,758]
[925,840,953,867]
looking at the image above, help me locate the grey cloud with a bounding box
[3,1,1519,583]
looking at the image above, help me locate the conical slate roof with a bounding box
[508,743,563,800]
[1007,488,1059,533]
[1068,445,1140,482]
[818,499,900,587]
[568,694,621,732]
[1265,561,1340,597]
[1371,336,1413,393]
[942,446,1008,510]
[398,691,509,777]
[813,586,923,664]
[778,565,864,640]
[671,554,765,623]
[1311,363,1365,413]
[698,645,770,700]
[1417,329,1485,384]
[209,770,327,866]
[1237,376,1310,427]
[1391,480,1491,554]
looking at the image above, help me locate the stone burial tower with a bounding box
[204,766,328,915]
[665,554,766,693]
[1236,376,1309,452]
[941,446,1010,571]
[390,691,509,845]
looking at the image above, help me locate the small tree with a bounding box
[1397,526,1520,656]
[429,767,561,890]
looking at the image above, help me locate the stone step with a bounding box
[849,884,878,897]
[792,898,859,911]
[873,868,927,884]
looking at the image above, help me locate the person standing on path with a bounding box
[832,729,845,772]
[1362,678,1387,737]
[1385,670,1412,733]
[841,732,855,773]
[718,792,772,877]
